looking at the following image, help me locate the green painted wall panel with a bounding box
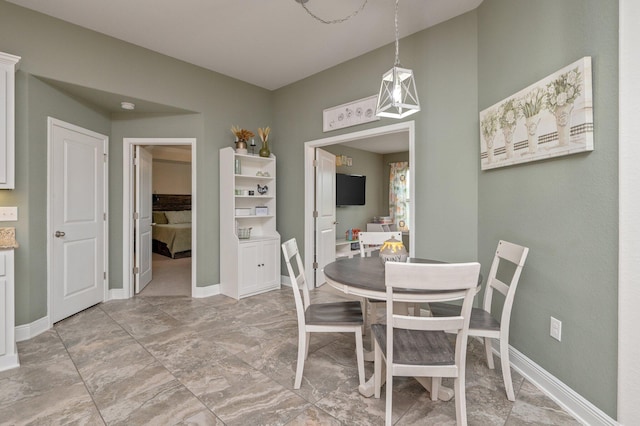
[477,0,618,417]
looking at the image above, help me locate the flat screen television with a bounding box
[336,173,366,206]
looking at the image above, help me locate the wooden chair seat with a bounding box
[306,301,364,326]
[371,324,454,366]
[429,303,501,332]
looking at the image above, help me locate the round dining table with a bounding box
[323,256,482,400]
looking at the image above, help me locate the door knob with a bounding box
[55,231,66,238]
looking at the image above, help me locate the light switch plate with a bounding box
[0,207,18,221]
[550,316,562,341]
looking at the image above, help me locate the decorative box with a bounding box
[235,208,251,216]
[255,206,268,216]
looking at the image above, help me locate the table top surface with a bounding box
[323,257,482,301]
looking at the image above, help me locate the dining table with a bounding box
[323,256,482,401]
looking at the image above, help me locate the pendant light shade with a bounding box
[376,0,420,119]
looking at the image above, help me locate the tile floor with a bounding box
[0,287,581,425]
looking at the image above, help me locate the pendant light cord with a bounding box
[299,0,368,24]
[394,0,400,66]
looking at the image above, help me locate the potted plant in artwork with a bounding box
[258,126,271,158]
[546,67,582,147]
[480,109,499,164]
[231,125,254,154]
[498,98,520,159]
[520,88,546,154]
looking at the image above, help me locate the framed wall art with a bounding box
[480,56,593,170]
[323,95,380,132]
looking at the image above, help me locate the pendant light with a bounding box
[376,0,420,119]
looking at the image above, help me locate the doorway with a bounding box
[122,138,197,298]
[304,121,415,287]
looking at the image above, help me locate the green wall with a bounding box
[323,144,386,237]
[0,0,273,322]
[273,10,479,263]
[477,0,618,417]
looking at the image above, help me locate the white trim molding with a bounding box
[15,316,50,343]
[618,0,640,423]
[192,284,220,298]
[492,342,617,425]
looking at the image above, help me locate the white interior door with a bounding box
[135,146,153,293]
[314,148,336,286]
[50,119,107,323]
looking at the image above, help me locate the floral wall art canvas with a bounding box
[480,57,593,170]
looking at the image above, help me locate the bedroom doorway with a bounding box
[123,138,197,298]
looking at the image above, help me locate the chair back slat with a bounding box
[358,231,403,257]
[385,262,480,292]
[488,277,510,297]
[496,240,529,266]
[393,314,464,332]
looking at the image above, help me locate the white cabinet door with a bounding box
[258,238,279,290]
[239,242,260,296]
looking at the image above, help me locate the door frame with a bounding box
[47,117,109,322]
[304,121,415,287]
[122,138,197,298]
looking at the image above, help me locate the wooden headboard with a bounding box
[152,194,191,211]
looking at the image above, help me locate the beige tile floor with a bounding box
[0,288,581,425]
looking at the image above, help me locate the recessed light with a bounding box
[120,101,135,110]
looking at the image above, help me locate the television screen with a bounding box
[336,173,366,206]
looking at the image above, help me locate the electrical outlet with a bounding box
[550,316,562,341]
[0,207,18,221]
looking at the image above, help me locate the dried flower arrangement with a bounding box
[231,125,254,142]
[258,126,271,142]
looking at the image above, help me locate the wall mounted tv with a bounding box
[336,173,366,206]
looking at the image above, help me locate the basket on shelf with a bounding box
[237,227,252,239]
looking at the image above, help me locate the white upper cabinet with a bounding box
[0,52,20,190]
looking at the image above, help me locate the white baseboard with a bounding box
[192,283,220,298]
[0,353,19,372]
[281,275,292,287]
[15,315,50,342]
[492,341,617,426]
[108,288,127,300]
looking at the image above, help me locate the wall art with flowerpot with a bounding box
[479,56,593,170]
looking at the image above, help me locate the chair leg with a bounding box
[431,377,440,401]
[454,377,467,426]
[294,331,307,389]
[362,298,369,334]
[354,328,365,387]
[484,337,495,369]
[374,339,383,399]
[368,302,377,352]
[413,303,421,317]
[385,368,393,426]
[305,332,311,359]
[500,338,515,401]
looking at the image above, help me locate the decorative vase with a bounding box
[502,126,515,159]
[555,103,574,147]
[259,140,270,158]
[379,236,408,265]
[235,139,248,154]
[525,115,541,154]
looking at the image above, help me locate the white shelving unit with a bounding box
[0,249,18,372]
[220,147,280,299]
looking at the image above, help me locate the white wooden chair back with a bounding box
[482,240,529,334]
[358,231,403,257]
[282,238,311,324]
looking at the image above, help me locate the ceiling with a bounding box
[8,0,482,91]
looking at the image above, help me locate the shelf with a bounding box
[235,174,274,180]
[234,152,274,162]
[235,215,274,219]
[234,195,273,199]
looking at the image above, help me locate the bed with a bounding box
[152,194,192,259]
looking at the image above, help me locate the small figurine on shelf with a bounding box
[250,138,256,155]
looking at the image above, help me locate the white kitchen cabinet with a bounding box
[0,52,20,190]
[0,249,18,371]
[220,147,280,299]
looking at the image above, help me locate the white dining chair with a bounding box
[429,240,529,401]
[372,261,481,426]
[281,238,366,389]
[359,231,420,332]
